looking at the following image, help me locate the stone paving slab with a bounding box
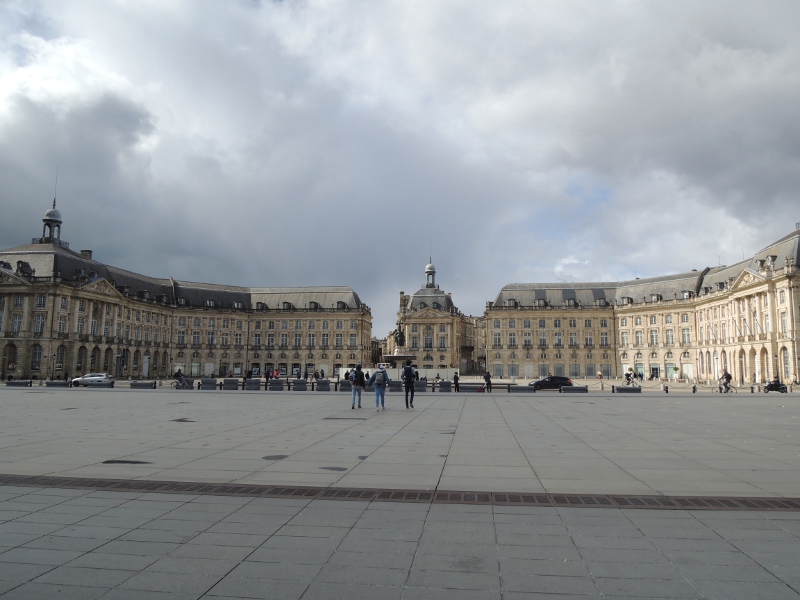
[0,388,799,598]
[0,487,798,599]
[1,388,799,498]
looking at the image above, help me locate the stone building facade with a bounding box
[0,206,372,380]
[485,226,799,383]
[388,263,476,372]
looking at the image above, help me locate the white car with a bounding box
[71,373,115,387]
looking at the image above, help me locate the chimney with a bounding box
[80,250,93,260]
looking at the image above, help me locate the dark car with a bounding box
[528,376,573,390]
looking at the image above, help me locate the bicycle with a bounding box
[171,379,192,390]
[717,380,737,393]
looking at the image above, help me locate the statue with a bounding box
[393,327,405,348]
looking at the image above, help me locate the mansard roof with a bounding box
[492,225,800,308]
[408,286,456,311]
[0,242,367,312]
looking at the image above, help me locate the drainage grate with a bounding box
[0,474,798,511]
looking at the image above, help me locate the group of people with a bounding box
[347,360,421,411]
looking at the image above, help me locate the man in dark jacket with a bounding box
[402,360,415,408]
[483,371,492,392]
[453,371,460,392]
[351,364,366,408]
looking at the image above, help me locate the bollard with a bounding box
[692,385,696,394]
[665,385,668,394]
[611,385,616,393]
[751,386,754,393]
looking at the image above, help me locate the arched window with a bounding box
[30,344,42,370]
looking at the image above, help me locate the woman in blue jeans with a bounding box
[368,366,390,411]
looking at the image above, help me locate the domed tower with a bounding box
[425,260,436,289]
[41,199,63,244]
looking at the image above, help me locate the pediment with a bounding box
[79,279,123,297]
[730,269,764,291]
[412,307,444,319]
[0,270,30,285]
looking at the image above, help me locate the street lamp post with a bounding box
[774,353,779,383]
[50,353,55,380]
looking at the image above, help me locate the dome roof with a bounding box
[44,208,62,222]
[425,262,436,274]
[408,286,455,311]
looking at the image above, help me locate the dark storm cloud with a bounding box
[1,0,799,336]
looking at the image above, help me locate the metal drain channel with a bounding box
[0,474,798,511]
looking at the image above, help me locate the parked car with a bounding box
[528,376,573,390]
[71,373,115,387]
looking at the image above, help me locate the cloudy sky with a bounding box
[1,1,798,336]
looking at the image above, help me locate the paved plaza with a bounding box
[0,387,799,598]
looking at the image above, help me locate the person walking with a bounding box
[483,371,492,392]
[369,365,390,411]
[453,371,460,392]
[402,360,415,408]
[351,364,365,409]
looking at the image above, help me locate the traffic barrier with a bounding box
[612,385,641,393]
[244,379,262,391]
[130,381,157,389]
[222,378,240,391]
[560,386,588,393]
[5,380,32,387]
[199,378,218,390]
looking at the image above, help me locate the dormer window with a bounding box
[419,302,427,309]
[566,298,577,307]
[205,299,216,308]
[650,294,662,302]
[256,302,267,311]
[233,301,244,310]
[283,302,293,310]
[432,302,440,309]
[177,297,188,307]
[508,299,517,307]
[537,299,547,307]
[337,301,347,309]
[682,291,692,299]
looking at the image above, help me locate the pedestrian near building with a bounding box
[453,371,460,392]
[483,371,492,392]
[351,364,365,409]
[368,365,390,411]
[402,360,415,408]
